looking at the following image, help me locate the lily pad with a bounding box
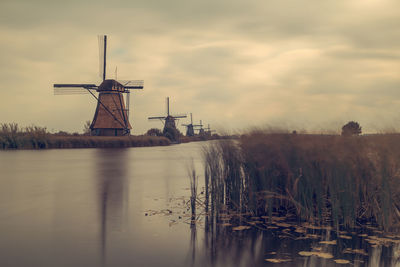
[334,259,350,264]
[299,251,333,259]
[232,225,251,231]
[319,240,337,245]
[265,258,291,263]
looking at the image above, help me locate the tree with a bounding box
[163,126,182,142]
[341,121,362,136]
[146,128,163,136]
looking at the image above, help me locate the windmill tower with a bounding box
[182,113,202,137]
[148,97,187,139]
[53,35,144,136]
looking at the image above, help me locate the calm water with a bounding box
[0,142,399,267]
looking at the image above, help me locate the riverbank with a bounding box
[0,134,171,149]
[0,123,171,149]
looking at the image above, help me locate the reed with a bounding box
[202,131,400,231]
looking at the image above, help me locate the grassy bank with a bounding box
[0,123,170,149]
[201,131,400,231]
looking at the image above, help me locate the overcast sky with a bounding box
[0,0,399,134]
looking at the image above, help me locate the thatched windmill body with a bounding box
[182,113,202,137]
[53,35,144,136]
[148,97,186,140]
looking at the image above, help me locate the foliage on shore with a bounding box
[0,123,170,149]
[202,131,400,231]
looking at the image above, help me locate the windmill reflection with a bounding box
[95,149,128,267]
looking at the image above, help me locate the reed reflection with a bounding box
[95,149,128,267]
[189,218,400,267]
[189,180,400,267]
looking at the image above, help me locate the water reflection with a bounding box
[95,149,128,267]
[187,216,400,267]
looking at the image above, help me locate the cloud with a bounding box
[0,0,399,134]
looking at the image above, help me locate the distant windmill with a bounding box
[53,35,144,136]
[197,120,205,136]
[148,97,187,135]
[204,124,216,136]
[182,113,203,137]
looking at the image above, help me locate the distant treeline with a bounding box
[201,130,400,231]
[0,123,170,149]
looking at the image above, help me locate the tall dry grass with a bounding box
[202,132,400,231]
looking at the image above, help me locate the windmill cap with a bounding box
[98,79,125,92]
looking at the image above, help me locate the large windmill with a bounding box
[148,97,187,139]
[53,35,144,136]
[182,113,202,137]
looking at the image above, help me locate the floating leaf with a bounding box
[276,222,292,228]
[299,251,314,257]
[295,227,307,234]
[334,259,350,264]
[248,221,263,225]
[319,240,337,245]
[314,252,334,259]
[232,225,251,231]
[343,248,368,256]
[265,258,291,263]
[299,251,333,259]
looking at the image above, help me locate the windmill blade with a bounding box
[172,114,187,119]
[98,35,107,81]
[166,97,169,116]
[54,88,96,95]
[148,116,167,120]
[54,84,97,88]
[118,80,144,89]
[53,84,98,95]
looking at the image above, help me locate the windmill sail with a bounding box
[118,80,144,89]
[98,35,107,81]
[53,84,98,95]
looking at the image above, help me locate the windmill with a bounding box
[53,35,144,136]
[182,113,202,137]
[204,123,216,137]
[196,120,206,136]
[148,97,187,140]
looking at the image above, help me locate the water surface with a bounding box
[0,142,399,267]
